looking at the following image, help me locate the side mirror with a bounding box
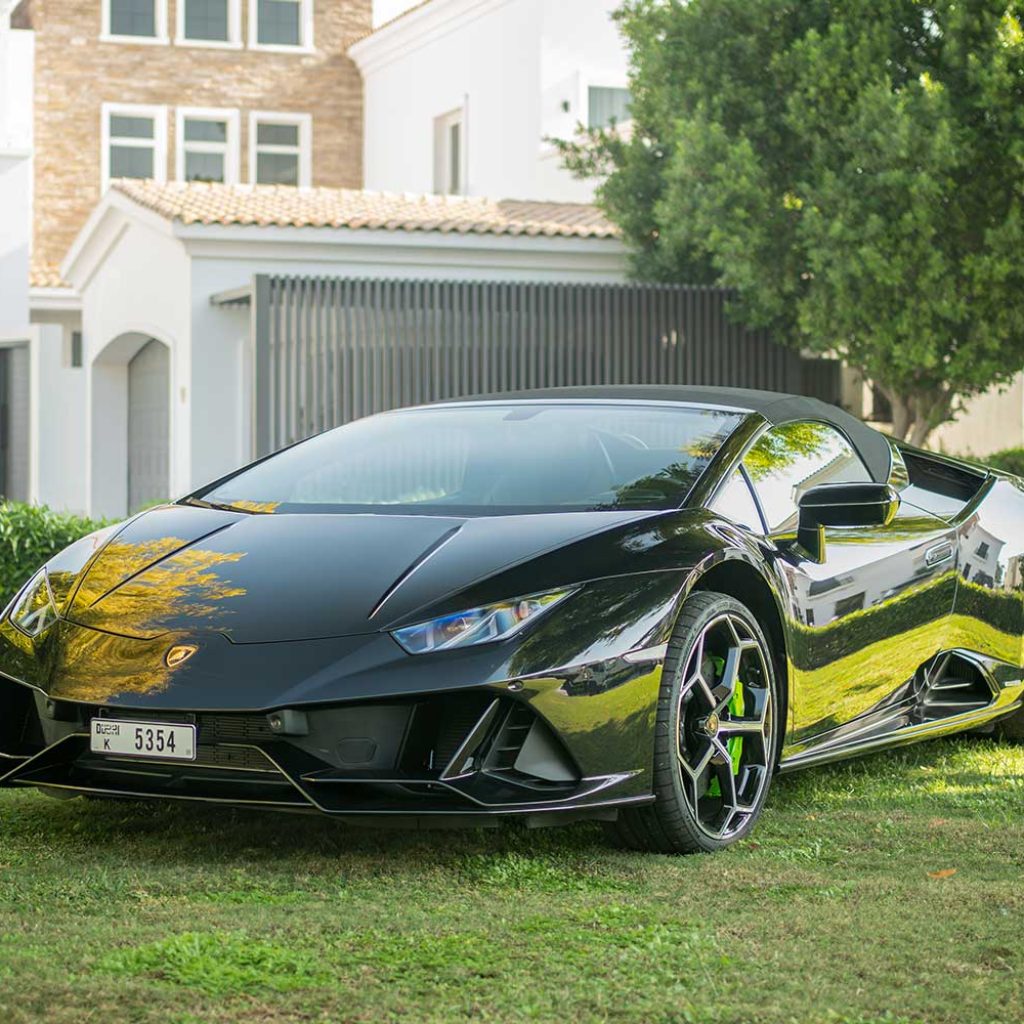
[795,482,900,562]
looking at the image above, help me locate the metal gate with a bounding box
[0,344,30,502]
[252,275,840,457]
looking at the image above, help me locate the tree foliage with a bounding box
[0,502,111,606]
[558,0,1024,443]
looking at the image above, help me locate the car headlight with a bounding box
[392,588,576,655]
[8,569,59,638]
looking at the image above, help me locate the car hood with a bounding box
[64,503,659,643]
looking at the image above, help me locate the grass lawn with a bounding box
[0,736,1021,1024]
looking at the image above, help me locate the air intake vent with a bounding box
[914,652,995,723]
[482,704,579,789]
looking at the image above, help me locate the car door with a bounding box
[742,421,958,753]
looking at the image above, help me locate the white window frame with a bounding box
[247,0,314,53]
[100,0,169,45]
[175,107,240,183]
[248,111,312,187]
[582,78,632,131]
[433,106,466,196]
[174,0,242,48]
[101,102,168,192]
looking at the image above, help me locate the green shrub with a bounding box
[979,448,1024,478]
[0,502,112,606]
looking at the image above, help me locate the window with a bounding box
[834,592,866,618]
[250,0,312,49]
[434,108,464,195]
[588,86,631,129]
[709,468,764,533]
[249,113,311,186]
[177,0,240,45]
[103,0,168,42]
[743,421,870,534]
[102,104,167,190]
[176,109,239,183]
[70,331,83,369]
[201,404,745,515]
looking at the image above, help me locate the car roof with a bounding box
[439,385,893,483]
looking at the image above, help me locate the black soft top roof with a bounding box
[442,385,893,483]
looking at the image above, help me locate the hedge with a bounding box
[0,502,112,607]
[980,448,1024,478]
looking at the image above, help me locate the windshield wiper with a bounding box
[180,496,254,515]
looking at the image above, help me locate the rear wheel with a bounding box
[607,591,781,854]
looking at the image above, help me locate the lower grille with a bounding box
[197,714,275,744]
[193,744,273,772]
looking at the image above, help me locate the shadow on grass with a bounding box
[771,733,1023,822]
[1,734,1020,870]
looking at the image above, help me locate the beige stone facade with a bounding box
[21,0,370,267]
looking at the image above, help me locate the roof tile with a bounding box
[29,259,70,289]
[110,180,618,240]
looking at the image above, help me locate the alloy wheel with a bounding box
[676,612,774,841]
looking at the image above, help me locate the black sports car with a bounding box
[1,386,1022,852]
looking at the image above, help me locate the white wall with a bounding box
[0,23,33,333]
[31,324,88,512]
[932,375,1024,458]
[189,258,251,486]
[373,0,422,28]
[355,0,627,203]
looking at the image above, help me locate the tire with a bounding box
[995,708,1024,742]
[606,590,781,854]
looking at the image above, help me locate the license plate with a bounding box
[90,719,196,761]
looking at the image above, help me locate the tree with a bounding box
[558,1,1024,444]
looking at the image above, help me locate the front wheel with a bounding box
[607,590,781,854]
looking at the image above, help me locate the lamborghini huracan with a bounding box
[1,386,1021,853]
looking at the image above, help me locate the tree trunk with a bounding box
[879,386,952,448]
[907,418,934,447]
[883,387,914,441]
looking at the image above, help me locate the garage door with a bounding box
[127,339,169,514]
[0,344,30,503]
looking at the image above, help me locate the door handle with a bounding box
[924,542,955,567]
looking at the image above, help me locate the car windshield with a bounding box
[199,402,746,515]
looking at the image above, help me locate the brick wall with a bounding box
[31,0,370,266]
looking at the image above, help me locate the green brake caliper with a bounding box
[705,655,744,798]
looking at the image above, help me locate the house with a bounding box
[3,0,645,521]
[0,0,33,503]
[3,0,371,511]
[6,0,1020,521]
[24,0,368,275]
[60,179,629,518]
[350,0,630,202]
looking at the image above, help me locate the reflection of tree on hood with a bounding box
[69,536,247,638]
[50,536,249,702]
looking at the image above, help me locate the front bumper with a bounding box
[0,663,663,823]
[0,571,683,822]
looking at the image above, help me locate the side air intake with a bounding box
[913,652,996,724]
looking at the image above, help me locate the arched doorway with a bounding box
[91,331,172,518]
[127,339,170,513]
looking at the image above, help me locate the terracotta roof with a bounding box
[110,180,618,239]
[29,259,71,289]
